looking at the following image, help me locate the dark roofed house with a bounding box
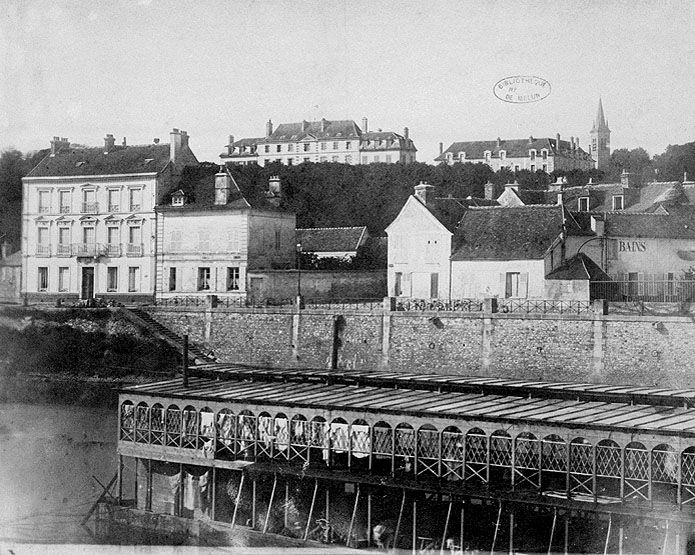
[297,226,369,259]
[220,117,417,167]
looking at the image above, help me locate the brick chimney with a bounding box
[439,142,443,155]
[414,181,434,205]
[570,136,575,150]
[484,181,496,200]
[362,117,368,132]
[528,136,534,145]
[301,120,308,132]
[403,127,409,140]
[591,214,605,236]
[104,134,115,152]
[214,165,231,205]
[556,133,561,149]
[181,130,189,148]
[321,118,328,132]
[50,136,70,156]
[496,137,502,148]
[620,169,634,188]
[266,119,273,137]
[170,128,182,163]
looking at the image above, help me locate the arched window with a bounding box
[181,405,198,449]
[165,404,181,447]
[625,441,649,501]
[274,413,289,457]
[417,424,439,478]
[465,428,487,483]
[150,403,165,445]
[441,426,464,480]
[119,400,134,441]
[569,438,593,496]
[216,409,235,459]
[289,414,308,462]
[514,432,540,488]
[199,407,214,454]
[134,402,149,443]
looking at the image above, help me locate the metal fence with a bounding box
[591,280,695,303]
[395,298,485,312]
[497,299,593,315]
[303,298,383,311]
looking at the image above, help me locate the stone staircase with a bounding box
[123,307,216,364]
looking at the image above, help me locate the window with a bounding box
[514,165,520,171]
[484,151,491,162]
[345,141,351,149]
[107,267,118,292]
[107,226,119,244]
[385,155,392,163]
[345,155,352,164]
[197,267,211,291]
[128,189,142,212]
[128,226,141,245]
[58,267,69,292]
[374,155,380,163]
[332,156,339,162]
[319,156,327,163]
[83,226,96,244]
[578,197,590,211]
[394,272,403,296]
[530,150,536,160]
[38,267,48,291]
[38,190,51,213]
[287,158,293,166]
[227,267,240,291]
[128,267,140,292]
[287,143,294,152]
[37,227,49,245]
[168,267,177,292]
[362,156,368,164]
[59,190,71,213]
[542,164,548,172]
[542,150,548,160]
[430,273,439,299]
[274,229,281,250]
[505,272,520,298]
[303,143,310,152]
[58,227,70,245]
[276,144,282,153]
[530,164,535,172]
[500,150,506,160]
[303,157,310,163]
[172,195,184,206]
[264,159,270,165]
[332,142,339,150]
[82,189,97,213]
[264,145,270,153]
[108,189,119,212]
[612,195,624,210]
[320,142,327,151]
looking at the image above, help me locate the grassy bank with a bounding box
[0,307,180,406]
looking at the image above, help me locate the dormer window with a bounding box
[484,151,491,162]
[529,149,536,160]
[612,195,624,210]
[458,152,466,162]
[578,197,590,211]
[170,189,186,207]
[541,149,548,160]
[500,150,506,160]
[446,152,453,162]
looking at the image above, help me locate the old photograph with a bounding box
[2,0,695,553]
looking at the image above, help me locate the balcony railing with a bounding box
[591,280,695,303]
[129,204,141,212]
[81,201,99,213]
[35,244,51,257]
[105,243,122,257]
[56,244,72,256]
[60,205,71,213]
[108,204,120,212]
[126,243,143,257]
[75,243,102,257]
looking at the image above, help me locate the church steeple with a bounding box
[590,98,611,170]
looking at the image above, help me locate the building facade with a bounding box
[21,130,198,302]
[220,117,417,166]
[435,134,593,172]
[156,169,296,302]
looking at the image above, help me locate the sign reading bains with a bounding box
[494,76,551,104]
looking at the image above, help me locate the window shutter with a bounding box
[499,273,506,297]
[520,273,529,298]
[638,272,645,296]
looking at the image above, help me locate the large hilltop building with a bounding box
[220,117,417,166]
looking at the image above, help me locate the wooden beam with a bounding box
[231,472,245,529]
[491,501,502,555]
[547,508,557,555]
[412,498,417,555]
[603,513,612,555]
[509,509,514,555]
[347,484,361,548]
[393,489,406,551]
[252,478,257,529]
[440,499,452,555]
[263,474,277,534]
[303,479,319,541]
[367,491,372,547]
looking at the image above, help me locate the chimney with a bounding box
[591,214,605,236]
[403,127,409,140]
[267,175,282,207]
[170,128,182,163]
[104,134,115,152]
[528,136,534,145]
[0,241,10,260]
[181,130,189,148]
[214,166,231,205]
[122,137,127,147]
[321,118,328,132]
[557,189,564,207]
[227,135,235,156]
[153,138,160,144]
[620,169,634,188]
[496,137,501,148]
[484,181,496,200]
[570,136,575,150]
[50,136,70,156]
[556,133,561,149]
[362,117,368,132]
[266,119,273,137]
[414,181,434,205]
[548,175,565,192]
[301,120,308,132]
[575,137,580,149]
[439,142,443,155]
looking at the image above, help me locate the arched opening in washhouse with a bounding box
[416,424,439,479]
[350,419,371,472]
[540,434,566,492]
[652,443,678,504]
[308,416,327,466]
[394,422,415,477]
[215,408,236,460]
[236,409,256,461]
[595,439,621,499]
[134,401,149,444]
[465,428,488,484]
[289,414,309,463]
[119,400,134,441]
[329,417,349,469]
[441,426,464,482]
[371,421,393,475]
[489,430,512,486]
[198,407,215,453]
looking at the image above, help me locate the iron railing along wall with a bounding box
[591,280,695,303]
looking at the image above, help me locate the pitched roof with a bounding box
[157,164,284,213]
[26,143,196,178]
[451,206,565,261]
[603,212,695,239]
[418,196,469,232]
[435,137,591,162]
[267,120,361,143]
[361,131,417,152]
[297,226,368,253]
[546,253,611,281]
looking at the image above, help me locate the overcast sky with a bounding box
[2,0,694,163]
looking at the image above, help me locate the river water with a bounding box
[0,402,118,544]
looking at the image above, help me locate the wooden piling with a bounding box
[440,499,452,555]
[347,484,360,547]
[547,508,557,555]
[263,474,277,534]
[491,502,502,555]
[303,479,319,541]
[393,489,406,551]
[231,472,245,529]
[412,498,417,555]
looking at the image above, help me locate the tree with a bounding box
[606,148,653,183]
[653,143,695,182]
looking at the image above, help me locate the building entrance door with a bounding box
[81,267,95,299]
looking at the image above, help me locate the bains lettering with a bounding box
[618,240,646,252]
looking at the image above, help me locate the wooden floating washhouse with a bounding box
[112,362,695,551]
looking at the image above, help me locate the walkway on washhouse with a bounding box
[118,363,695,523]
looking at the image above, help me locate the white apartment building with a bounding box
[220,117,417,166]
[21,130,198,302]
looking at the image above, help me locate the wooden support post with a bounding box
[491,502,502,555]
[367,491,372,547]
[347,484,360,548]
[565,437,572,500]
[263,474,277,534]
[117,455,123,502]
[592,446,598,503]
[284,480,289,530]
[509,509,514,555]
[303,479,319,541]
[146,459,153,511]
[678,450,683,509]
[393,489,406,552]
[603,513,612,555]
[134,458,139,508]
[182,334,189,387]
[440,499,452,555]
[564,515,569,555]
[252,478,257,529]
[547,508,557,555]
[178,463,183,517]
[232,472,245,529]
[460,501,465,551]
[618,523,624,555]
[620,447,626,502]
[210,467,216,521]
[412,498,417,555]
[325,485,330,522]
[649,450,654,507]
[662,519,670,555]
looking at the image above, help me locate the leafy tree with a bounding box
[653,143,695,182]
[605,148,653,183]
